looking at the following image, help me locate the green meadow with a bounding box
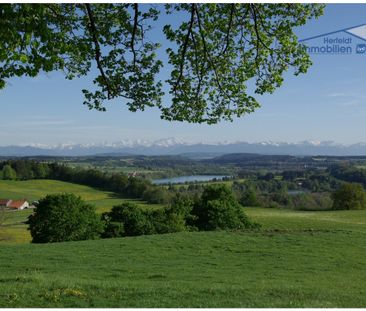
[0,180,365,307]
[0,179,160,244]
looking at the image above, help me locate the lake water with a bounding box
[152,175,229,185]
[288,190,307,196]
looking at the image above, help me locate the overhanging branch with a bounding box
[174,3,195,93]
[85,3,114,99]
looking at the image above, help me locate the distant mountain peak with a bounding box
[1,139,366,157]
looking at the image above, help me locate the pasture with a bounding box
[0,228,365,307]
[0,179,160,244]
[0,180,365,307]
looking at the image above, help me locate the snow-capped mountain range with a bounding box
[1,138,366,157]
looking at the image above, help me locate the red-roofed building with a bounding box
[7,200,29,210]
[0,199,12,207]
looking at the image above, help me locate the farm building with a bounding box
[0,199,12,207]
[0,199,29,210]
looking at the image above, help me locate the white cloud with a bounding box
[327,92,366,107]
[328,92,348,97]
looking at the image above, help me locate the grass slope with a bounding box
[0,180,365,307]
[245,207,366,233]
[0,207,365,306]
[0,229,365,307]
[0,180,160,244]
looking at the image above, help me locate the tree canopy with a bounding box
[1,165,17,180]
[191,184,259,230]
[27,193,103,243]
[332,183,366,210]
[0,3,324,123]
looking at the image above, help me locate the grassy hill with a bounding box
[0,227,365,307]
[0,179,160,244]
[0,180,365,307]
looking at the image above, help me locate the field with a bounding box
[0,180,160,244]
[0,180,365,307]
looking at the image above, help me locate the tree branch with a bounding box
[131,3,138,69]
[174,3,195,93]
[190,31,203,101]
[220,4,235,56]
[85,3,114,99]
[251,4,293,67]
[195,4,227,98]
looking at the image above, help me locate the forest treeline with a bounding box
[1,159,366,211]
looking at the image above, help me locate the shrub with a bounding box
[142,186,172,204]
[102,197,192,238]
[240,187,259,207]
[156,194,194,233]
[191,184,259,231]
[1,165,17,180]
[256,193,289,209]
[102,186,260,238]
[148,208,186,234]
[103,203,155,237]
[291,192,333,211]
[332,183,366,210]
[101,221,125,238]
[27,193,103,243]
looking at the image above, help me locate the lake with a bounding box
[288,190,308,196]
[152,175,229,185]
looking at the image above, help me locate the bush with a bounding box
[142,186,172,204]
[256,193,289,209]
[191,184,259,231]
[102,203,154,237]
[27,193,103,243]
[332,183,366,210]
[147,208,185,234]
[240,187,259,207]
[102,197,192,238]
[147,194,195,234]
[1,165,17,180]
[291,192,333,211]
[101,221,124,239]
[102,186,260,238]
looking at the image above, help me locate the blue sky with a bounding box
[1,4,366,146]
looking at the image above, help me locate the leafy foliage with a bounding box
[291,192,333,211]
[0,4,324,123]
[1,165,17,180]
[102,186,259,238]
[332,183,366,210]
[192,184,259,230]
[240,186,259,207]
[102,202,154,237]
[27,193,103,243]
[101,201,189,238]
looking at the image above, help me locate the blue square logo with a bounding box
[356,44,366,54]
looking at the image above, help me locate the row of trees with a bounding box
[28,185,260,243]
[3,159,366,212]
[0,160,172,204]
[332,183,366,210]
[0,161,49,180]
[329,165,366,187]
[232,179,366,211]
[26,180,366,244]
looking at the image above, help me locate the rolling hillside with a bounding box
[1,180,365,307]
[0,179,159,244]
[1,213,365,307]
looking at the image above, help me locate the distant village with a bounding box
[0,199,36,211]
